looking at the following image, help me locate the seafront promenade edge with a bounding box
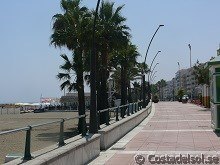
[90,102,219,165]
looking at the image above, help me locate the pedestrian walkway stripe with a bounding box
[141,129,212,132]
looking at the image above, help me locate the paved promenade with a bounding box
[90,102,220,165]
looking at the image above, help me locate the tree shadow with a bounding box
[35,127,79,142]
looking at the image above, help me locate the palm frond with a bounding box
[57,73,71,80]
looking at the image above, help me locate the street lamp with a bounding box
[149,63,159,82]
[89,0,101,134]
[148,51,161,82]
[144,25,164,64]
[146,51,161,103]
[177,62,181,89]
[142,25,164,108]
[151,75,157,84]
[149,52,161,69]
[150,63,159,77]
[150,71,157,83]
[188,43,192,100]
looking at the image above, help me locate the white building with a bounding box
[60,93,90,109]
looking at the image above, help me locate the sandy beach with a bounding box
[0,111,87,164]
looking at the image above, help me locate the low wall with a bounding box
[5,134,100,165]
[4,103,152,165]
[98,103,152,150]
[0,108,20,115]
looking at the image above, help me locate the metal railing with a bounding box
[0,100,150,162]
[97,101,144,127]
[0,115,86,161]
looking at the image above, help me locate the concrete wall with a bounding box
[5,134,100,165]
[5,103,152,165]
[0,107,20,115]
[98,103,152,150]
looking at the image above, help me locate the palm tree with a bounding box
[95,1,130,122]
[156,79,167,100]
[132,82,141,102]
[111,43,139,117]
[51,0,91,134]
[57,54,77,92]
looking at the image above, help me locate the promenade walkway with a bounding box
[90,102,220,165]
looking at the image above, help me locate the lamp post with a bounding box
[89,0,101,134]
[150,71,157,83]
[142,25,164,108]
[146,51,161,103]
[188,44,192,100]
[177,62,181,89]
[148,51,161,82]
[149,63,159,83]
[150,63,159,77]
[151,75,157,84]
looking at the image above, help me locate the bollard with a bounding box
[116,107,119,121]
[58,119,65,147]
[23,126,32,160]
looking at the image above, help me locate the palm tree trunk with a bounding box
[121,66,127,118]
[127,81,132,103]
[99,50,109,124]
[76,51,86,134]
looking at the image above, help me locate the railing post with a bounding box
[116,106,119,121]
[97,110,100,129]
[106,109,110,125]
[23,126,32,160]
[133,103,136,113]
[127,104,130,116]
[81,115,87,136]
[131,103,134,114]
[59,119,65,147]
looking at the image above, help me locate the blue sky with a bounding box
[0,0,219,103]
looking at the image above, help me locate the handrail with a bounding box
[0,100,148,162]
[31,120,61,128]
[0,114,87,135]
[0,126,29,135]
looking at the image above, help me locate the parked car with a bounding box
[182,95,189,103]
[152,95,159,103]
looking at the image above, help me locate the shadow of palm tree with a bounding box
[35,127,79,142]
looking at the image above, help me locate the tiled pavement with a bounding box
[89,102,220,165]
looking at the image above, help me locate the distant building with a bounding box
[174,67,201,99]
[163,78,175,100]
[60,93,90,109]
